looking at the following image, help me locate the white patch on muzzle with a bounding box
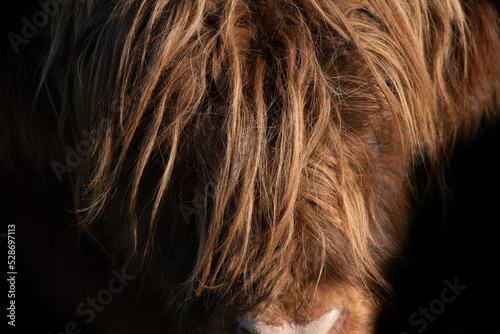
[237,309,341,334]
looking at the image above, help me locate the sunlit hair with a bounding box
[2,0,499,331]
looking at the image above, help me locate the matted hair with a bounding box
[1,0,500,331]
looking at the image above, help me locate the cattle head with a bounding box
[1,0,499,333]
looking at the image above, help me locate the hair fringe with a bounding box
[3,0,499,325]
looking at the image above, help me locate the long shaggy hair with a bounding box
[1,0,500,333]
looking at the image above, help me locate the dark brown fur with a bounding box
[1,0,500,333]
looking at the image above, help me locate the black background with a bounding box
[2,1,500,333]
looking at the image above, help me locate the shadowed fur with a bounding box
[1,0,499,333]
